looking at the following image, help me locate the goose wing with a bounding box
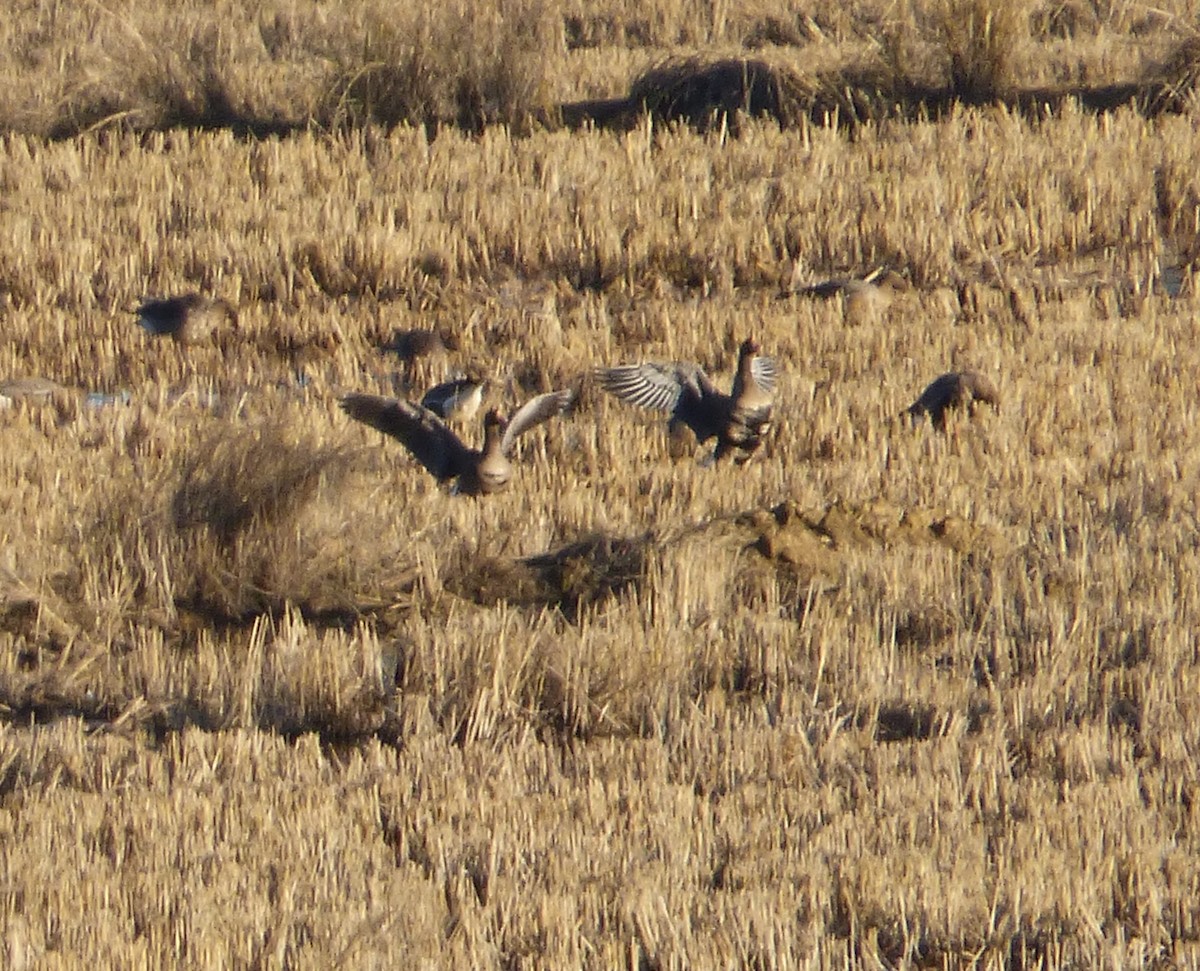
[748,355,779,395]
[499,388,576,456]
[340,393,471,481]
[596,362,717,413]
[599,361,730,442]
[792,279,846,299]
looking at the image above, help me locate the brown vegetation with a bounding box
[0,0,1198,966]
[0,0,1195,139]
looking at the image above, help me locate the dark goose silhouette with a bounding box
[906,370,1000,428]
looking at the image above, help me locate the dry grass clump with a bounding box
[445,532,649,618]
[623,55,893,131]
[879,0,1034,100]
[1145,34,1200,114]
[170,418,343,545]
[49,10,313,139]
[628,57,814,130]
[58,24,244,136]
[0,0,1188,139]
[318,0,559,134]
[80,411,371,625]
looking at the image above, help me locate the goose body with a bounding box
[420,376,487,423]
[0,376,67,407]
[789,269,908,326]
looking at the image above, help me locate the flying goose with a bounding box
[596,338,779,463]
[905,370,1000,428]
[340,388,575,496]
[134,294,238,345]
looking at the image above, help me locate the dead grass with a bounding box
[0,0,1193,137]
[317,0,558,134]
[881,0,1035,100]
[0,1,1199,966]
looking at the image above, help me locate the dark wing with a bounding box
[134,296,182,334]
[137,293,205,316]
[599,361,720,412]
[792,279,847,299]
[598,361,727,442]
[500,388,576,455]
[671,365,728,442]
[340,393,471,481]
[135,293,212,336]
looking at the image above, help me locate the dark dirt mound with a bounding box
[559,46,1199,134]
[442,498,1013,618]
[445,533,649,620]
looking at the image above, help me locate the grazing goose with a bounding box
[597,338,779,463]
[134,293,237,345]
[380,328,451,389]
[340,388,575,496]
[419,374,487,423]
[906,370,1000,428]
[0,376,68,407]
[788,268,909,326]
[381,328,450,361]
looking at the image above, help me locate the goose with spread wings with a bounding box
[340,388,575,496]
[596,338,779,463]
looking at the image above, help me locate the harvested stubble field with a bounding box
[1,0,1200,967]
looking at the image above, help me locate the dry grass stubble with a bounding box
[0,13,1199,964]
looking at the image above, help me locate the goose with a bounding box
[340,388,575,496]
[419,374,487,423]
[0,376,68,407]
[381,328,450,361]
[905,370,1000,428]
[134,293,237,345]
[788,268,909,326]
[596,338,778,463]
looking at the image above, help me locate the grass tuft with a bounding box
[882,0,1032,101]
[319,1,556,134]
[57,23,247,136]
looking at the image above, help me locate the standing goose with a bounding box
[340,388,575,496]
[596,338,779,463]
[905,370,1000,428]
[134,293,238,345]
[419,374,487,423]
